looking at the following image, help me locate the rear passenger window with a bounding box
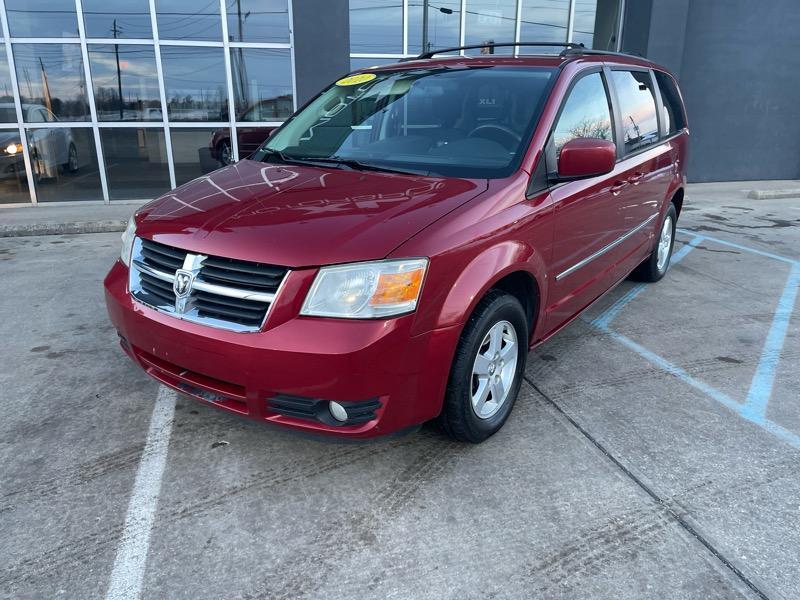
[610,70,659,154]
[654,70,686,135]
[552,72,613,155]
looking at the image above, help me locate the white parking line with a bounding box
[105,386,177,600]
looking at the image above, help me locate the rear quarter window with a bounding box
[653,70,687,135]
[609,69,659,154]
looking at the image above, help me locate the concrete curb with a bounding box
[747,189,800,200]
[0,220,127,238]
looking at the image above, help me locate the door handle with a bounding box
[627,172,645,185]
[610,180,627,196]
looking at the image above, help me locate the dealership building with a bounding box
[0,0,797,206]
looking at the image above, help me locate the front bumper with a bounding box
[104,261,460,438]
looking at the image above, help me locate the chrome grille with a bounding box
[129,237,289,332]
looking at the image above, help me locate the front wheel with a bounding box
[440,290,528,443]
[631,203,678,282]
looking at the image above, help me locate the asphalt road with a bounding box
[1,187,798,599]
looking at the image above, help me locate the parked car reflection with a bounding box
[209,97,292,166]
[0,103,85,183]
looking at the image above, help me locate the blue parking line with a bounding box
[605,329,800,449]
[741,263,800,421]
[676,228,799,265]
[586,232,800,450]
[591,235,704,329]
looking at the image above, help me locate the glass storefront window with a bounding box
[408,0,461,54]
[231,48,293,122]
[5,0,79,38]
[234,126,276,160]
[156,0,221,41]
[14,44,90,122]
[82,0,152,39]
[350,57,398,71]
[519,0,569,48]
[464,0,517,55]
[0,53,14,123]
[100,128,171,199]
[0,128,31,204]
[226,0,289,43]
[28,127,103,201]
[350,0,402,54]
[160,46,227,121]
[88,45,161,121]
[171,127,228,185]
[572,0,596,48]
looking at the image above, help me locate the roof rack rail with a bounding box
[414,41,585,60]
[558,46,645,59]
[410,41,645,61]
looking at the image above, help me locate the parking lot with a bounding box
[1,185,798,599]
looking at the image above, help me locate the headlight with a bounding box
[5,143,21,155]
[120,216,136,266]
[301,258,428,318]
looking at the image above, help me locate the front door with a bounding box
[544,70,629,334]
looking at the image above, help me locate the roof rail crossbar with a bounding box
[414,41,585,60]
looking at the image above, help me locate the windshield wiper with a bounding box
[319,156,429,176]
[262,149,427,176]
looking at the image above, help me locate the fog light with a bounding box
[329,401,348,423]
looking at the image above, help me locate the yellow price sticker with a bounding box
[335,73,377,87]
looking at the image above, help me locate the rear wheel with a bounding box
[440,290,528,443]
[631,203,678,282]
[217,140,232,166]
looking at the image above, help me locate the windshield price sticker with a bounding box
[335,73,377,86]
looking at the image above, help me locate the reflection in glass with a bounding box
[14,44,90,121]
[234,126,276,160]
[350,0,402,54]
[552,72,612,153]
[0,53,13,118]
[226,0,289,43]
[0,128,31,203]
[156,0,221,41]
[349,57,398,71]
[610,70,658,153]
[171,128,229,185]
[100,128,171,199]
[82,0,152,39]
[160,47,227,121]
[88,45,161,121]
[28,127,103,201]
[5,0,79,38]
[464,0,517,55]
[572,0,597,48]
[519,0,569,48]
[231,49,293,121]
[408,0,460,54]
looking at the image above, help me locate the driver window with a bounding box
[552,72,613,155]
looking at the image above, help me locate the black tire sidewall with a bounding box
[654,203,678,278]
[443,292,528,442]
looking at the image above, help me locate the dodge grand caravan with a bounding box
[104,42,689,443]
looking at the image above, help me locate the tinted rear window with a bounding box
[654,70,686,135]
[610,70,659,154]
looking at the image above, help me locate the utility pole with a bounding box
[422,0,429,54]
[39,57,53,114]
[112,19,124,120]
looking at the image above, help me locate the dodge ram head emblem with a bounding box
[173,269,194,298]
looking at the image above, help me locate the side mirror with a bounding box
[556,138,616,180]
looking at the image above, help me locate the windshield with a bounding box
[254,66,556,178]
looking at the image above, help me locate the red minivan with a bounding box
[105,43,689,443]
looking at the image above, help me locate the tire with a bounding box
[440,290,528,443]
[631,203,678,283]
[217,141,232,166]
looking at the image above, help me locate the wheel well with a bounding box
[671,188,684,217]
[490,271,539,337]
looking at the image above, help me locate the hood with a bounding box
[136,159,487,267]
[0,131,20,145]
